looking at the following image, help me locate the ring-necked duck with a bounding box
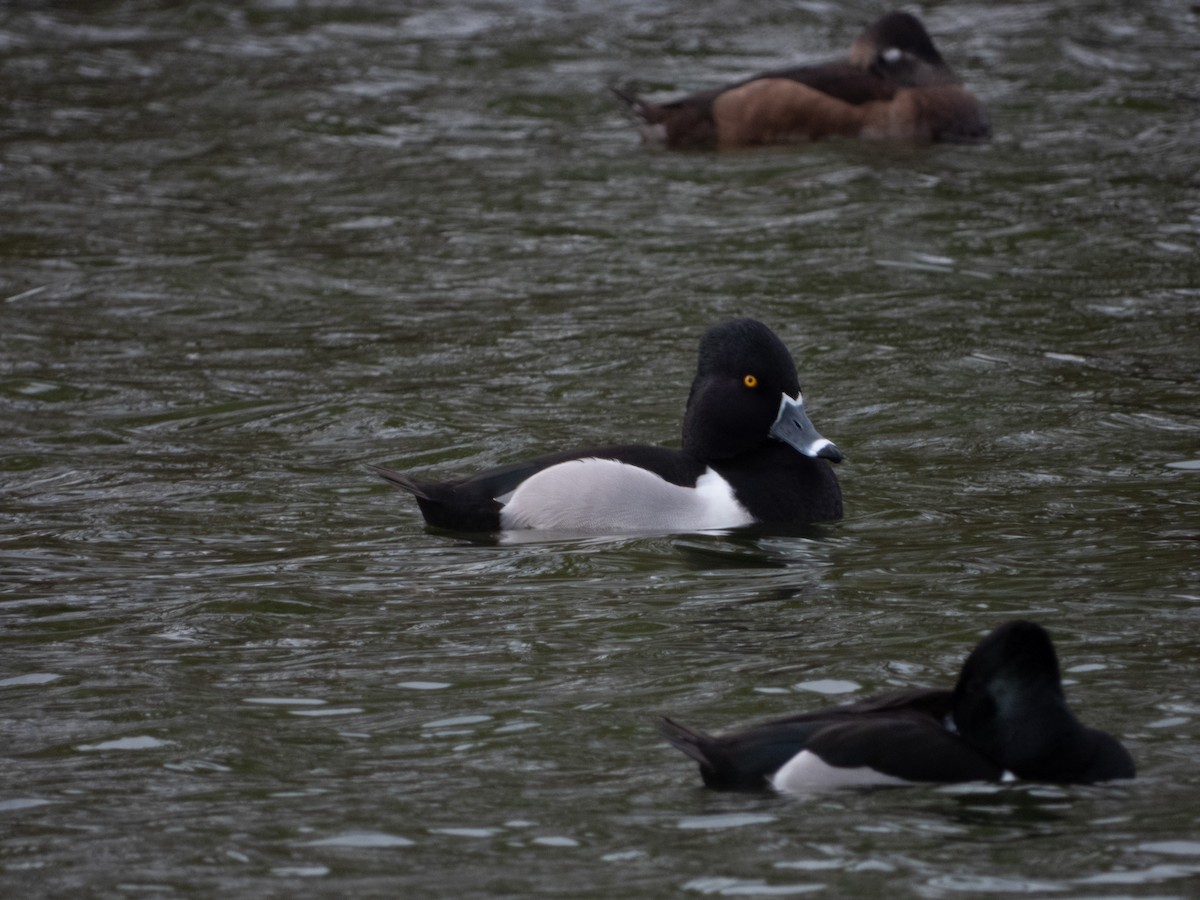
[614,11,989,149]
[661,620,1135,791]
[370,318,843,534]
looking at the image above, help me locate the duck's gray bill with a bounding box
[768,393,844,462]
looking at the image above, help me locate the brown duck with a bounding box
[613,11,989,149]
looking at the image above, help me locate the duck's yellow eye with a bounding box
[743,374,758,388]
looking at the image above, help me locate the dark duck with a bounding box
[662,620,1135,791]
[370,318,843,534]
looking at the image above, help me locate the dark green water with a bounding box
[2,1,1199,896]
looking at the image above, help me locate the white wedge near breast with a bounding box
[770,750,912,793]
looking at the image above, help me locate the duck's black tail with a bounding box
[366,463,433,500]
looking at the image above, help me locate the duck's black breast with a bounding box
[1074,728,1137,783]
[1007,725,1137,785]
[711,442,843,525]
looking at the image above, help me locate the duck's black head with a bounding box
[951,621,1066,766]
[951,620,1134,782]
[682,319,840,463]
[683,319,797,459]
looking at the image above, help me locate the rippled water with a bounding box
[3,1,1199,896]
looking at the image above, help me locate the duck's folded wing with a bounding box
[756,61,897,105]
[763,687,953,727]
[802,718,1003,783]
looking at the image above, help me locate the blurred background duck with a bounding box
[614,11,990,149]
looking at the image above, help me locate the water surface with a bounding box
[2,1,1199,896]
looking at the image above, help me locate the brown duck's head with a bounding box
[847,11,961,88]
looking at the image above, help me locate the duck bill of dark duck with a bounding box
[769,393,843,462]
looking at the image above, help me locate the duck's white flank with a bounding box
[498,458,754,533]
[770,751,912,794]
